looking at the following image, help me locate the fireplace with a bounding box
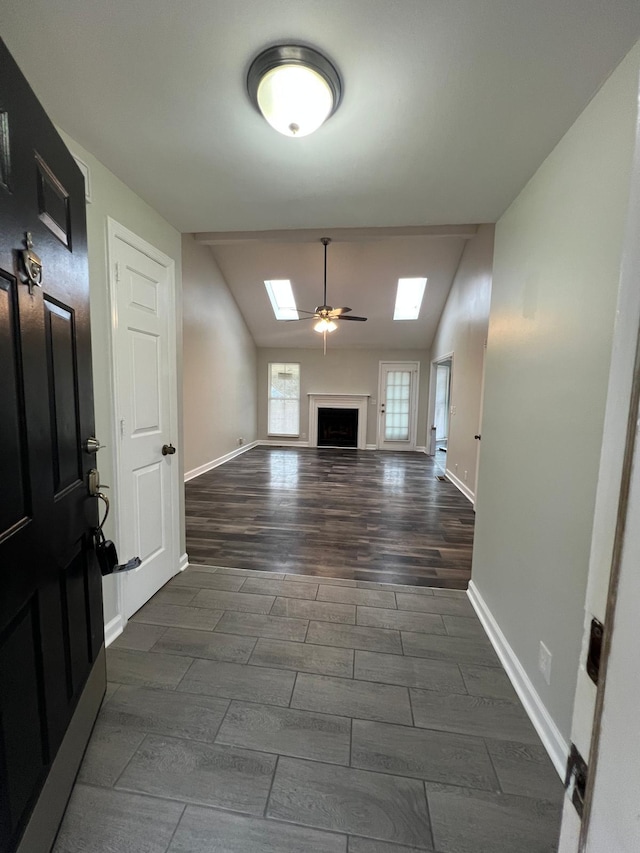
[317,407,358,447]
[308,394,369,449]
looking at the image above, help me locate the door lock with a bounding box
[83,437,105,454]
[88,468,109,497]
[162,443,176,456]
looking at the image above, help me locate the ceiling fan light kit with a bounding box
[314,318,337,333]
[287,237,367,353]
[247,44,342,137]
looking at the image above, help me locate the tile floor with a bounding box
[54,566,564,853]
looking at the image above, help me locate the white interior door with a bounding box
[434,360,452,444]
[377,362,419,450]
[109,220,178,619]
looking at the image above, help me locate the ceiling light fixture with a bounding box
[314,317,337,333]
[247,45,342,138]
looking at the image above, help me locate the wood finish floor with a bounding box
[55,567,563,852]
[186,447,475,589]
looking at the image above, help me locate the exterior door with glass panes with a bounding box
[377,362,419,450]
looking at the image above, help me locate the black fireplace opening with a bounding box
[317,407,358,448]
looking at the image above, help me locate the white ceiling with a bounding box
[3,1,640,349]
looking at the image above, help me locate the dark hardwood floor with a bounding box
[185,447,475,589]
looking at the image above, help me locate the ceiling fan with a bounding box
[289,237,367,351]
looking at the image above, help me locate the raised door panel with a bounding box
[133,462,165,563]
[43,297,82,494]
[0,271,30,538]
[130,329,161,436]
[0,604,47,845]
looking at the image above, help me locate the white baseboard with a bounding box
[178,552,189,573]
[445,468,475,504]
[366,444,377,450]
[104,614,124,648]
[467,580,569,778]
[184,440,258,482]
[416,445,427,453]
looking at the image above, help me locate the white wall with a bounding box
[182,235,258,475]
[430,224,494,501]
[471,42,640,751]
[58,131,183,631]
[257,348,430,447]
[557,50,640,850]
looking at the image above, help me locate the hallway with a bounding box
[54,566,563,852]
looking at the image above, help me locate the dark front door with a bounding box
[0,40,104,852]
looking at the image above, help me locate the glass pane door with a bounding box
[384,370,411,440]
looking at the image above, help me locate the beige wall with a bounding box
[430,224,494,501]
[471,43,640,743]
[257,348,430,447]
[182,235,258,474]
[59,131,183,630]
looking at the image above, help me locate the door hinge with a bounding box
[120,418,125,438]
[586,617,604,685]
[115,261,121,283]
[565,743,588,818]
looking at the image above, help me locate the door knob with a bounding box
[474,434,481,440]
[162,443,176,456]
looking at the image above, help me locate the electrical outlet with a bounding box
[237,437,244,446]
[539,641,552,685]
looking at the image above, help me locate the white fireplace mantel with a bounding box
[308,393,370,449]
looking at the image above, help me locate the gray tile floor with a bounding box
[54,566,564,853]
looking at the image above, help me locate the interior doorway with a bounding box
[430,355,453,469]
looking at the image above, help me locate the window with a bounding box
[268,363,300,435]
[264,279,299,320]
[393,277,427,320]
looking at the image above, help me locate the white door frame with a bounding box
[105,217,180,626]
[473,341,487,509]
[377,361,420,451]
[427,352,454,456]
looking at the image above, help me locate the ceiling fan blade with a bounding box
[337,314,367,322]
[291,309,320,315]
[329,307,352,316]
[284,316,315,322]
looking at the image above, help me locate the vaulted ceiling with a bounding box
[3,1,640,348]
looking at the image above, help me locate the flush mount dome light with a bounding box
[247,44,342,137]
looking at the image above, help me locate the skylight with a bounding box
[264,279,299,320]
[393,277,427,320]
